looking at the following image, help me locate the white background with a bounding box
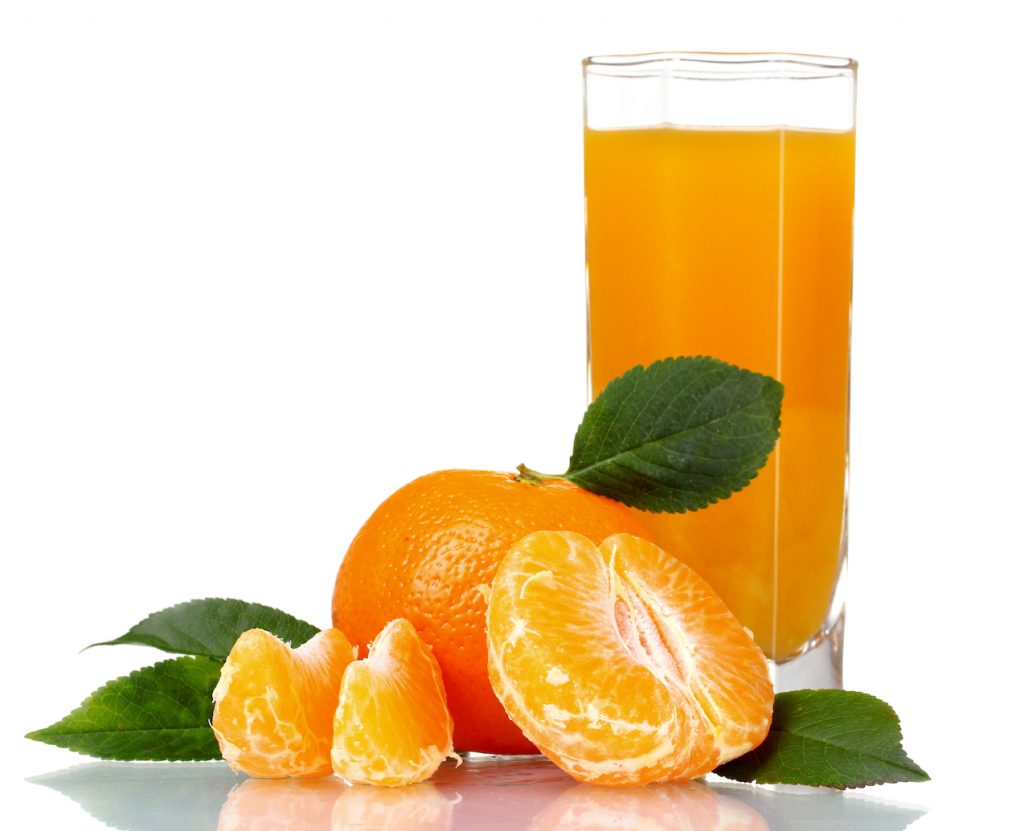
[2,1,1021,827]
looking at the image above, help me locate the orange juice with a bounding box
[585,126,854,659]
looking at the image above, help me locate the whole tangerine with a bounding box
[331,468,652,754]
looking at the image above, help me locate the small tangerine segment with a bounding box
[332,618,457,787]
[486,532,773,786]
[212,628,356,778]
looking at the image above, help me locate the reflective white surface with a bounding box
[27,756,928,830]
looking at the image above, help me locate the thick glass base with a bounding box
[770,608,844,691]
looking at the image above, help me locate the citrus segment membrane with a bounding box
[212,628,356,778]
[608,534,774,765]
[486,532,772,786]
[332,618,457,787]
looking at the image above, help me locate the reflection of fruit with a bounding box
[331,783,454,831]
[214,777,453,831]
[527,780,770,831]
[212,628,356,778]
[430,756,574,828]
[486,532,773,786]
[332,470,651,754]
[332,619,455,787]
[217,778,348,830]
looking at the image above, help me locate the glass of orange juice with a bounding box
[583,52,856,689]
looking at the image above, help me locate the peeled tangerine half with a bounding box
[212,628,356,778]
[486,532,774,786]
[332,618,457,787]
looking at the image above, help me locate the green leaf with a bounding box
[87,597,319,660]
[715,690,930,788]
[26,657,222,761]
[564,356,783,512]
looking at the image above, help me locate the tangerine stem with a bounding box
[514,464,561,485]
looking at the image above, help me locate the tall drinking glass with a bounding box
[584,52,856,689]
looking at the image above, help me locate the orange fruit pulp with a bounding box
[212,628,356,778]
[332,469,652,754]
[486,531,773,786]
[332,618,456,787]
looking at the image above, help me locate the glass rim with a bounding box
[583,51,857,80]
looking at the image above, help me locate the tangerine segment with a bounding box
[212,628,356,778]
[332,619,456,787]
[606,534,774,766]
[486,532,773,786]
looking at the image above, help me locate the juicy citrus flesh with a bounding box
[212,628,356,778]
[332,618,456,787]
[486,532,773,786]
[331,469,652,754]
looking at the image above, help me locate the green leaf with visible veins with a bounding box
[87,597,319,660]
[564,356,783,512]
[715,690,930,788]
[26,657,222,761]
